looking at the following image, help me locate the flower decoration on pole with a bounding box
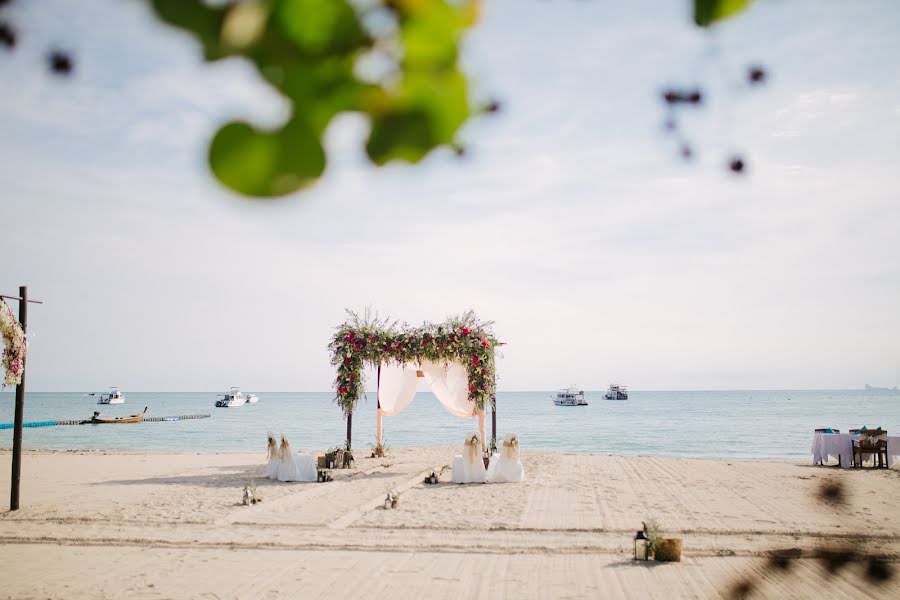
[328,309,499,417]
[1,300,25,387]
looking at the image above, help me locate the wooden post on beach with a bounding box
[7,285,42,512]
[346,410,352,450]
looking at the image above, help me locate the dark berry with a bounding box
[728,156,745,173]
[748,66,766,85]
[484,100,501,113]
[0,21,15,49]
[686,90,703,104]
[663,89,681,104]
[48,50,73,75]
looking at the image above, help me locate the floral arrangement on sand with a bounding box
[328,309,500,417]
[0,300,25,387]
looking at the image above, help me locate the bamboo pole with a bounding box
[376,365,383,450]
[478,408,486,452]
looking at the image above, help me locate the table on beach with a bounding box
[811,432,900,468]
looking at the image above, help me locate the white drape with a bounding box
[377,360,475,418]
[421,360,476,418]
[377,362,419,416]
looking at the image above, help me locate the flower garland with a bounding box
[1,300,25,387]
[328,310,499,417]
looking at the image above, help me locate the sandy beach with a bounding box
[1,447,898,599]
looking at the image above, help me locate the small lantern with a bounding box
[384,493,393,510]
[634,530,649,561]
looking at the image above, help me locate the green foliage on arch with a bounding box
[328,309,499,418]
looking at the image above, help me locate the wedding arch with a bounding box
[329,310,500,452]
[1,300,25,387]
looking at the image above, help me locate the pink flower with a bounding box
[480,338,491,348]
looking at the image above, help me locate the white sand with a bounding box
[1,447,898,599]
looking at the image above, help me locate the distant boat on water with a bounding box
[215,387,259,407]
[92,387,125,405]
[865,384,899,393]
[552,386,587,406]
[604,384,628,400]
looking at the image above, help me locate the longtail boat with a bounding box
[86,406,147,424]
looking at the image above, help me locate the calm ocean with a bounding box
[1,390,898,459]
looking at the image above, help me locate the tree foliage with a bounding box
[149,0,482,198]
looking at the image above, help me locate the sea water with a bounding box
[1,390,898,459]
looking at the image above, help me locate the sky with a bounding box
[1,0,899,392]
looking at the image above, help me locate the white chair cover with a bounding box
[266,431,280,479]
[452,432,486,483]
[487,433,525,483]
[276,436,317,482]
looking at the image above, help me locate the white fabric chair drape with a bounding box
[378,360,475,418]
[452,432,486,483]
[487,433,525,483]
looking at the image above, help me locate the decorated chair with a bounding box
[452,432,487,484]
[852,429,888,469]
[487,433,525,483]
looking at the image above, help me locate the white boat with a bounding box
[604,384,628,400]
[215,387,248,408]
[552,386,587,406]
[95,387,125,405]
[246,393,260,404]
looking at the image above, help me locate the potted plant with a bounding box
[643,519,682,562]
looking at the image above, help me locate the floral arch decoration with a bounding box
[329,310,499,419]
[1,300,25,387]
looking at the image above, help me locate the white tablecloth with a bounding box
[811,433,900,468]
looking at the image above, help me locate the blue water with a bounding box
[1,391,898,458]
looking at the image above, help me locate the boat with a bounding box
[94,387,125,405]
[88,406,147,424]
[246,393,260,404]
[604,384,628,400]
[552,386,587,406]
[215,387,250,408]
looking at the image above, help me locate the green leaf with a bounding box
[364,69,469,165]
[399,0,463,69]
[366,109,436,165]
[150,0,228,60]
[209,119,326,197]
[694,0,750,27]
[275,0,365,56]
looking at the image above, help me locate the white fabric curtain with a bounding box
[421,360,476,418]
[377,362,419,416]
[377,359,474,418]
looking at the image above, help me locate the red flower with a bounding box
[343,356,352,365]
[480,338,491,348]
[338,386,348,396]
[354,342,362,351]
[348,373,355,381]
[471,356,480,366]
[468,384,476,393]
[461,327,471,336]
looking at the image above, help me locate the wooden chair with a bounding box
[852,429,888,469]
